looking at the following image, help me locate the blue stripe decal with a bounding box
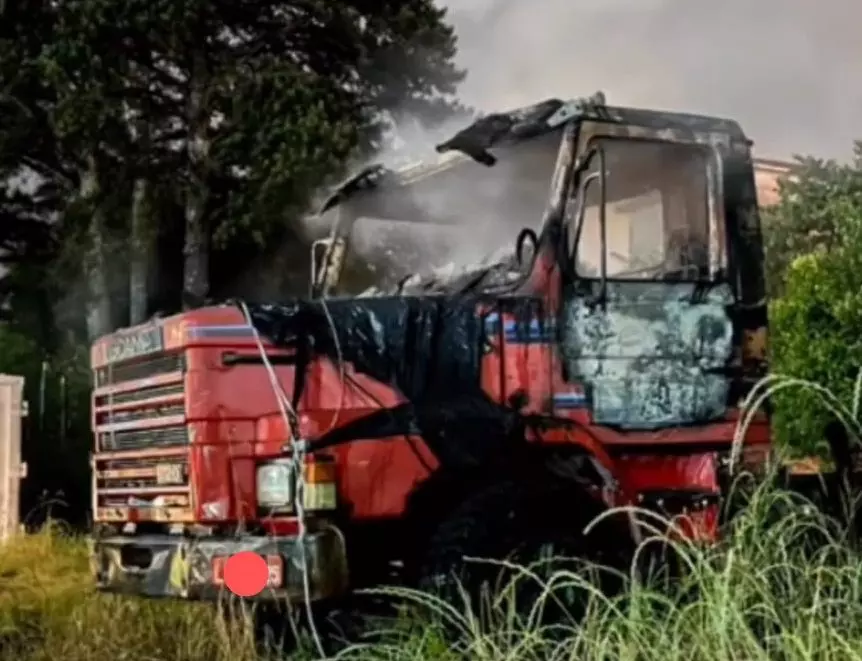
[484,313,556,344]
[193,317,558,342]
[189,325,256,338]
[553,392,587,409]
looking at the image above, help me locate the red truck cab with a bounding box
[90,96,771,604]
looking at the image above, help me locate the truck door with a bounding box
[558,127,736,431]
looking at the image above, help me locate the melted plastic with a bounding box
[248,296,484,403]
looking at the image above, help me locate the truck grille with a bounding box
[93,347,193,523]
[106,383,183,405]
[98,425,189,452]
[93,351,187,452]
[94,353,184,388]
[94,450,192,521]
[96,455,190,493]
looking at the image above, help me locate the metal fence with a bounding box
[0,374,26,543]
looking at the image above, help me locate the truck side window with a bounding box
[569,138,712,281]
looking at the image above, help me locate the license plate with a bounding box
[106,326,164,363]
[155,463,185,485]
[211,555,283,589]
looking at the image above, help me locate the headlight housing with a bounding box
[256,461,294,509]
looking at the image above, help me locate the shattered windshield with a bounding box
[569,139,715,281]
[345,220,524,296]
[335,130,563,296]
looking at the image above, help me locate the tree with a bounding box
[166,0,466,305]
[1,0,466,337]
[766,143,862,453]
[56,0,465,308]
[1,0,134,340]
[762,144,862,298]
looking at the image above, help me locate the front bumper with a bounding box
[90,526,349,602]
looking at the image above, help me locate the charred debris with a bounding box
[314,93,608,298]
[239,98,595,459]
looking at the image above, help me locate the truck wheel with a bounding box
[415,478,632,623]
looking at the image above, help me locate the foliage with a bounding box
[0,321,92,525]
[0,323,42,377]
[0,523,263,661]
[765,143,862,451]
[6,483,862,661]
[762,142,862,299]
[0,0,466,327]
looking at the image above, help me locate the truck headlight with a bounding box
[256,461,293,508]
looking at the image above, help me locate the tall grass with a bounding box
[339,372,862,661]
[6,486,862,661]
[339,478,862,661]
[2,373,862,660]
[0,522,263,661]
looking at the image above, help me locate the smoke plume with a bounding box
[319,0,862,293]
[445,0,861,160]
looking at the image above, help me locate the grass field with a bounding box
[3,481,862,661]
[0,522,266,661]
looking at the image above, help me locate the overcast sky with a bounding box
[442,0,862,160]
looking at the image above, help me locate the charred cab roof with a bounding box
[318,93,750,224]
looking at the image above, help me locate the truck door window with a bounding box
[569,139,713,281]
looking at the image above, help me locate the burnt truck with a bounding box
[89,94,777,605]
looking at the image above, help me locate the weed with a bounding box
[4,374,862,660]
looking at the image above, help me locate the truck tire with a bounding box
[415,477,632,622]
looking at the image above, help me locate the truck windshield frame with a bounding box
[336,128,575,297]
[566,136,724,283]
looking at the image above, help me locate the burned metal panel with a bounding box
[315,93,604,224]
[434,93,605,165]
[316,95,749,226]
[559,282,735,430]
[579,111,745,148]
[247,296,485,404]
[722,150,768,306]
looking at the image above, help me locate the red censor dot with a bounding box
[223,551,269,598]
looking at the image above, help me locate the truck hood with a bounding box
[246,295,486,403]
[246,295,545,467]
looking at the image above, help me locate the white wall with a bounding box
[0,375,25,543]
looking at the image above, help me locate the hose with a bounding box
[238,300,332,658]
